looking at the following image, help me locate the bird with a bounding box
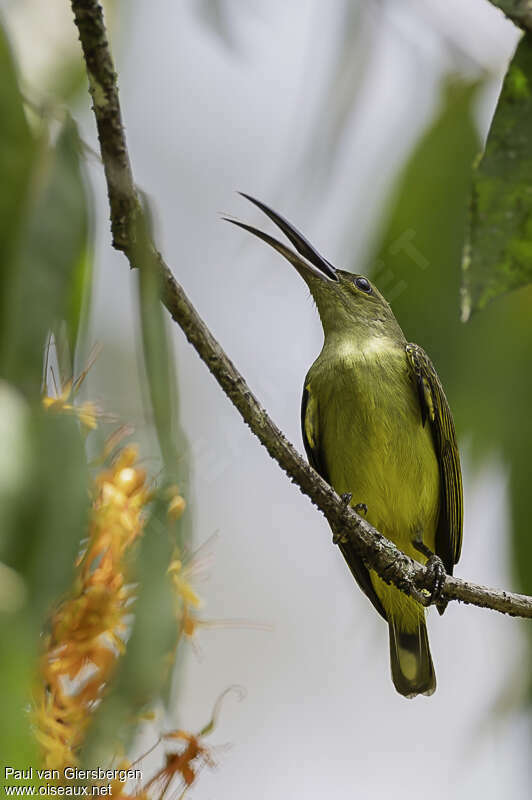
[225,193,463,698]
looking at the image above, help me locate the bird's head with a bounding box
[225,194,402,341]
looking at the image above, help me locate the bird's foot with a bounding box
[423,555,446,605]
[340,494,368,517]
[333,499,367,546]
[412,536,446,605]
[334,493,351,545]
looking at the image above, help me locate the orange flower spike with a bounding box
[115,466,146,496]
[34,441,153,771]
[112,445,139,472]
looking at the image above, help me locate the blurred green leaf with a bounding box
[62,238,93,380]
[1,116,91,395]
[0,21,92,766]
[0,21,37,341]
[136,212,181,480]
[462,34,532,318]
[0,403,89,628]
[0,383,35,770]
[0,387,89,768]
[369,78,480,362]
[63,123,92,365]
[26,411,89,621]
[0,618,40,776]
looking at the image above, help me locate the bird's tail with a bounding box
[388,615,436,698]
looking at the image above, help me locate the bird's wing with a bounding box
[405,343,463,571]
[301,383,387,620]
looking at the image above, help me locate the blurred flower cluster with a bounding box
[34,444,155,770]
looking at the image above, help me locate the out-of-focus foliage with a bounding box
[137,210,181,479]
[366,75,532,685]
[0,13,191,775]
[0,20,90,772]
[0,59,90,391]
[463,34,532,317]
[370,78,480,355]
[0,24,34,311]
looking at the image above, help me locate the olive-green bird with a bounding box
[226,194,463,698]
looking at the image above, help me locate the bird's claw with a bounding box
[340,494,368,517]
[334,499,367,546]
[412,534,446,605]
[422,555,446,605]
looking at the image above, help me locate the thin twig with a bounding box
[70,0,532,619]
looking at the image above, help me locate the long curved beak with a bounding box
[223,193,338,282]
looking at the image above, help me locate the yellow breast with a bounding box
[306,338,440,556]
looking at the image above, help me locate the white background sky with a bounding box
[3,1,531,797]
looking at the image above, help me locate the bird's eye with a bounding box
[355,277,372,293]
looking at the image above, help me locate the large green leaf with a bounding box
[0,383,37,772]
[1,117,91,395]
[0,21,92,767]
[0,395,89,628]
[368,79,480,374]
[0,386,89,769]
[136,209,182,480]
[462,35,532,318]
[0,22,36,346]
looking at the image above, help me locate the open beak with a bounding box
[223,193,338,282]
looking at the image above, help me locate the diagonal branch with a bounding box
[70,0,532,620]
